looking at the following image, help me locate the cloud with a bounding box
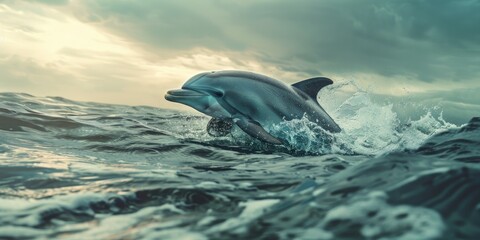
[71,0,480,84]
[0,0,478,122]
[0,55,76,91]
[1,1,297,108]
[26,0,69,5]
[0,1,185,107]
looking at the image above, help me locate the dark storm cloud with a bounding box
[76,0,480,82]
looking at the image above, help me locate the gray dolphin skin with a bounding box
[165,70,341,145]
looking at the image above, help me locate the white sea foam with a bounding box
[65,204,186,239]
[308,191,445,240]
[268,82,458,155]
[1,92,473,239]
[172,81,458,155]
[207,199,280,234]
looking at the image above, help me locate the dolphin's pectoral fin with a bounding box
[235,118,282,145]
[207,118,234,137]
[292,77,333,99]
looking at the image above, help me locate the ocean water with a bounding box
[0,87,479,240]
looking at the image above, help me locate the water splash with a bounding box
[327,83,457,156]
[265,82,457,155]
[0,92,477,239]
[162,81,458,155]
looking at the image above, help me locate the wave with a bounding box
[0,91,478,239]
[0,88,460,157]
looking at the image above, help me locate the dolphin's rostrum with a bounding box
[165,70,341,145]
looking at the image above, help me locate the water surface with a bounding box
[0,91,479,239]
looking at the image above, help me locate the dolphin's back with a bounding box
[208,71,300,121]
[191,70,341,132]
[209,70,290,90]
[166,70,341,144]
[211,71,341,132]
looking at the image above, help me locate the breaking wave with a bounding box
[0,89,478,240]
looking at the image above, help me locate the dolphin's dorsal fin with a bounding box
[291,77,333,99]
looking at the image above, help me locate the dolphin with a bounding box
[165,70,341,145]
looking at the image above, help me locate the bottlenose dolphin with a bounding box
[165,70,341,145]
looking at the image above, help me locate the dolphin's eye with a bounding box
[212,90,223,97]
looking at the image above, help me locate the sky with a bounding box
[0,0,479,122]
